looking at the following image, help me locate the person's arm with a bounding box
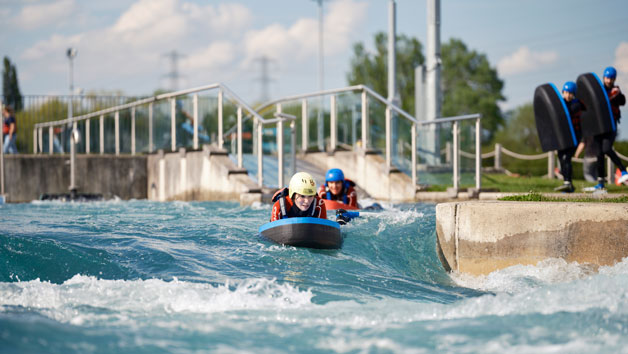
[610,87,626,106]
[317,185,326,199]
[270,201,281,221]
[316,197,327,219]
[574,141,585,158]
[347,188,358,208]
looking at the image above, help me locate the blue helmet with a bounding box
[325,168,344,183]
[604,66,617,79]
[562,81,576,94]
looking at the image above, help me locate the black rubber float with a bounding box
[258,217,342,249]
[576,72,615,137]
[533,83,578,152]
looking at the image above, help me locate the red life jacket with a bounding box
[317,179,358,208]
[270,188,326,221]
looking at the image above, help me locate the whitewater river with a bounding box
[1,200,627,353]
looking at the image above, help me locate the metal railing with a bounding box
[255,85,482,190]
[33,83,297,189]
[34,82,483,192]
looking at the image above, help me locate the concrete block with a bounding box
[436,201,628,275]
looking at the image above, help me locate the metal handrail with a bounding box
[34,83,271,129]
[254,84,482,191]
[256,84,420,125]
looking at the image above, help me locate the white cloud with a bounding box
[14,0,77,30]
[17,0,367,95]
[242,0,367,73]
[185,41,237,72]
[497,46,558,76]
[613,42,628,94]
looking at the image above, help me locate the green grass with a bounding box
[499,191,628,203]
[423,172,628,194]
[468,173,628,194]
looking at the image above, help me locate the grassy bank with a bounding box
[470,173,628,194]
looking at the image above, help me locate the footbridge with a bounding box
[12,83,482,204]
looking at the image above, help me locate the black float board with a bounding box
[576,72,616,137]
[533,83,578,152]
[259,217,342,249]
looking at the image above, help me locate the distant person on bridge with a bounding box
[588,66,628,191]
[2,106,18,154]
[270,172,327,222]
[554,82,584,193]
[318,168,358,208]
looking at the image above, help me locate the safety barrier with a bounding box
[32,83,483,193]
[254,85,482,190]
[458,143,628,182]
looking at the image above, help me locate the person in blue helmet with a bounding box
[588,66,628,191]
[554,81,585,193]
[317,168,358,208]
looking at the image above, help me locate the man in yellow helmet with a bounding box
[270,172,327,222]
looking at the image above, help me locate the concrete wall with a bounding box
[2,154,147,202]
[436,201,628,275]
[146,146,262,204]
[304,151,416,202]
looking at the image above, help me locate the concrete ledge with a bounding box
[436,201,628,275]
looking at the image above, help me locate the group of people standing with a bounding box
[555,66,628,193]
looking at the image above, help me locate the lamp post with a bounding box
[312,0,324,151]
[66,48,77,119]
[66,48,78,196]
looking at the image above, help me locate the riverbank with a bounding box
[435,200,628,275]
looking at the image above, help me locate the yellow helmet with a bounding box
[288,172,317,198]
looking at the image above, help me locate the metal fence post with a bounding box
[218,89,224,149]
[548,151,555,178]
[495,143,502,170]
[302,99,308,152]
[49,126,54,155]
[193,94,199,150]
[385,105,391,169]
[115,111,120,155]
[291,120,296,176]
[38,128,43,154]
[170,98,176,152]
[257,119,263,187]
[148,103,154,153]
[131,107,136,155]
[85,119,90,154]
[33,128,37,154]
[475,117,481,189]
[453,121,459,190]
[277,103,284,188]
[361,90,369,149]
[237,106,243,168]
[99,114,104,154]
[330,95,337,152]
[607,156,613,184]
[411,122,417,186]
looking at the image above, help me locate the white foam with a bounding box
[0,275,313,326]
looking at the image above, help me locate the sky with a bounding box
[2,0,628,138]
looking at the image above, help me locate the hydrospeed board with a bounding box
[258,217,342,249]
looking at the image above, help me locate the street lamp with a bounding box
[66,47,77,118]
[66,47,78,195]
[312,0,324,151]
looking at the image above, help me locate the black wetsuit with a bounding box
[557,99,584,183]
[595,85,626,181]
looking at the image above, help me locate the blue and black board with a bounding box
[576,72,616,137]
[259,217,342,249]
[533,83,578,152]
